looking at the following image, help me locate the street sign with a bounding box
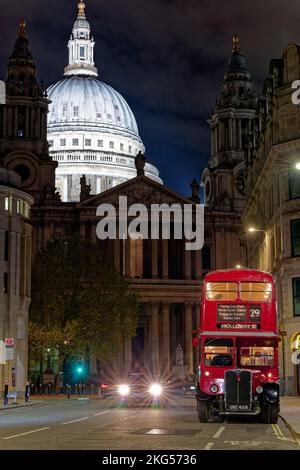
[5,338,14,361]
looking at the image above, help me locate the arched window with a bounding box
[202,245,211,270]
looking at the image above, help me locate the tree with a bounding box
[29,237,139,371]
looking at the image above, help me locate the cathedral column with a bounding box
[195,248,202,279]
[151,303,160,378]
[238,119,242,150]
[125,238,131,277]
[185,243,192,280]
[14,106,18,137]
[151,239,158,278]
[25,107,29,138]
[162,239,168,279]
[114,238,120,272]
[162,303,170,374]
[214,127,218,154]
[79,222,85,239]
[2,107,7,137]
[185,303,193,376]
[229,118,233,149]
[91,224,97,243]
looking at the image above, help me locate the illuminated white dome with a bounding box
[47,2,161,202]
[48,76,140,137]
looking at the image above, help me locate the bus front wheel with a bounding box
[197,400,209,423]
[261,403,279,424]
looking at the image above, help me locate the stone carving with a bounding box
[175,344,184,366]
[234,168,247,195]
[80,175,91,202]
[135,151,146,176]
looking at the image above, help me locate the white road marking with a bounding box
[204,442,214,450]
[213,426,226,439]
[275,424,284,437]
[3,427,50,440]
[272,424,279,438]
[94,410,112,416]
[61,417,89,425]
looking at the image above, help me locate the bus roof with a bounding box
[204,269,274,284]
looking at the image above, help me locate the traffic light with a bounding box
[76,360,84,376]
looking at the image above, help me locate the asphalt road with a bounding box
[0,397,299,450]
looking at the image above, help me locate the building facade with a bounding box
[47,2,161,202]
[242,43,300,396]
[0,168,33,397]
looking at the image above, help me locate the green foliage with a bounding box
[29,237,139,361]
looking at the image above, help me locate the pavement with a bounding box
[280,396,300,439]
[0,395,299,450]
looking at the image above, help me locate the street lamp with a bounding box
[248,227,265,233]
[296,162,300,170]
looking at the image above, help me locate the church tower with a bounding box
[202,35,258,214]
[201,36,258,271]
[0,20,57,203]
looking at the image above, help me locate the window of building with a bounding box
[98,140,103,147]
[109,141,114,149]
[291,219,300,257]
[62,103,68,117]
[293,278,300,316]
[85,139,91,146]
[4,231,8,261]
[120,143,124,151]
[129,145,132,154]
[48,140,53,147]
[5,197,9,211]
[16,200,21,214]
[289,170,300,199]
[72,138,79,146]
[3,272,8,294]
[73,106,79,118]
[80,46,85,59]
[60,139,66,147]
[107,114,112,120]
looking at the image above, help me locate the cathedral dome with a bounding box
[48,76,140,138]
[47,1,161,202]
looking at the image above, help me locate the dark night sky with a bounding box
[0,0,300,196]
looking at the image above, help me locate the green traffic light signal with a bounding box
[77,367,83,374]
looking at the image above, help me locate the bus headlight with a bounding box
[256,386,263,394]
[118,384,130,396]
[210,384,219,393]
[149,383,162,397]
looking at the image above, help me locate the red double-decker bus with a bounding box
[196,269,280,423]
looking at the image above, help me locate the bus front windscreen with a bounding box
[204,338,234,367]
[237,338,275,367]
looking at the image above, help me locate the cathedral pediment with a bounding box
[77,175,195,209]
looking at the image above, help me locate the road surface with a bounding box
[0,396,299,450]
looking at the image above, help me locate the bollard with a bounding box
[25,382,30,402]
[4,382,9,406]
[67,384,70,399]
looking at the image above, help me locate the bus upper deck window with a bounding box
[205,282,238,301]
[240,282,273,302]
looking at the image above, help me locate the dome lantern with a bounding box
[64,1,98,77]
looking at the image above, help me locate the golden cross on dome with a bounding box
[19,18,27,38]
[232,34,241,53]
[78,1,86,17]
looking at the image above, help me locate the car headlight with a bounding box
[149,383,162,397]
[118,384,130,396]
[210,384,219,393]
